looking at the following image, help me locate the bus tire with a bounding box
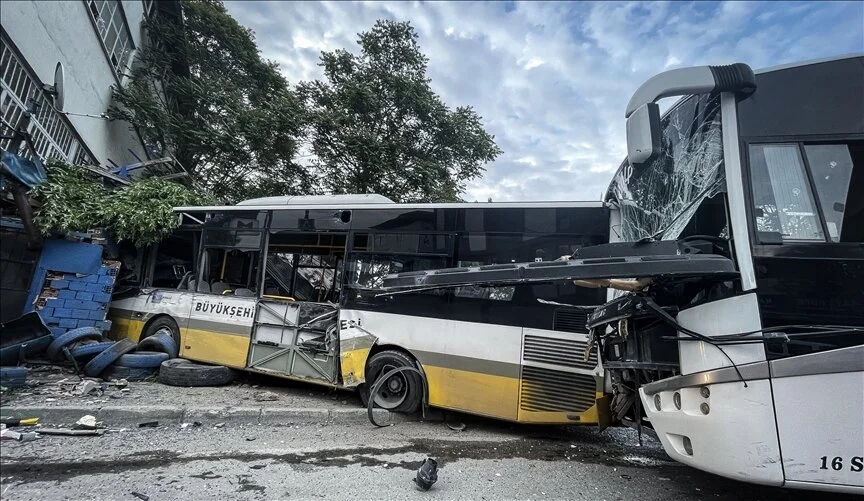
[158,358,236,387]
[46,327,104,360]
[362,350,423,414]
[140,317,181,352]
[82,338,138,377]
[138,331,179,359]
[115,351,170,368]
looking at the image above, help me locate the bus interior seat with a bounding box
[211,281,230,295]
[234,288,255,297]
[196,280,211,293]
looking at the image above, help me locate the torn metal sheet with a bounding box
[379,253,737,293]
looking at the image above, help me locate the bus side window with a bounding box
[803,142,863,242]
[749,144,825,242]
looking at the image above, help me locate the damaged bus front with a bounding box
[379,55,863,493]
[602,55,863,493]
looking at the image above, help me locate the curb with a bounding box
[0,405,416,427]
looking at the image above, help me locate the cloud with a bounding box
[226,0,864,202]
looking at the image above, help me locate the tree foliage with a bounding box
[33,162,208,247]
[109,0,311,203]
[299,20,502,202]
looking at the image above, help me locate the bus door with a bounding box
[247,230,346,384]
[182,227,262,368]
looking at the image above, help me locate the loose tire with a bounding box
[360,350,423,413]
[68,341,116,361]
[101,364,156,382]
[82,338,137,377]
[138,331,179,359]
[0,366,29,388]
[46,327,103,360]
[158,358,235,387]
[140,317,180,354]
[114,351,170,368]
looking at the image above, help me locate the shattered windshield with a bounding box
[609,94,725,242]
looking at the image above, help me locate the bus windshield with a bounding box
[608,93,726,242]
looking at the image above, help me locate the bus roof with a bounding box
[174,201,606,212]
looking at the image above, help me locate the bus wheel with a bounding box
[362,350,422,414]
[141,317,180,352]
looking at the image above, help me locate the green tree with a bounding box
[299,20,501,202]
[109,0,311,203]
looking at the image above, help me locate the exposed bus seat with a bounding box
[211,281,230,295]
[196,280,211,293]
[234,288,255,297]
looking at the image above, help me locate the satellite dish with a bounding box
[42,62,64,111]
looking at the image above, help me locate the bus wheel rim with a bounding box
[374,365,408,409]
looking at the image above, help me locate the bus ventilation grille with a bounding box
[523,335,597,370]
[552,309,587,333]
[520,366,596,413]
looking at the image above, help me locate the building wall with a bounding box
[1,0,151,168]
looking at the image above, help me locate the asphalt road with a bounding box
[1,415,854,501]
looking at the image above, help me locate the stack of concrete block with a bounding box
[34,261,119,336]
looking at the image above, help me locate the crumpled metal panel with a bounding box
[609,94,725,242]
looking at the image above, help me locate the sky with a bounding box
[225,1,864,202]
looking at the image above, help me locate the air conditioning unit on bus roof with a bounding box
[236,194,395,206]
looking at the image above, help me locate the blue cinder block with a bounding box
[40,307,55,318]
[58,290,76,299]
[50,327,66,337]
[69,281,88,291]
[59,318,79,328]
[51,279,70,289]
[76,291,94,301]
[77,320,96,328]
[64,300,82,309]
[85,283,104,293]
[80,301,101,311]
[84,274,100,283]
[98,275,115,286]
[89,310,106,321]
[45,297,63,308]
[72,309,90,319]
[53,307,73,318]
[93,292,112,303]
[96,320,113,332]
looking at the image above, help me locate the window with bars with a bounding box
[86,0,135,78]
[0,36,95,166]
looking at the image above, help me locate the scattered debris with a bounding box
[131,491,149,501]
[109,393,124,399]
[250,464,267,470]
[73,380,101,397]
[34,428,105,436]
[74,415,102,430]
[214,422,226,428]
[620,474,632,480]
[180,423,191,430]
[138,421,159,428]
[0,429,38,442]
[413,458,438,492]
[245,436,256,441]
[253,390,278,402]
[1,417,39,427]
[445,421,466,432]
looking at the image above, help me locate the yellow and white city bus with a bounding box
[108,195,611,424]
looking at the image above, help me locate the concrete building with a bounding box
[1,0,166,169]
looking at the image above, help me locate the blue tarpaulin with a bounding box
[1,150,48,189]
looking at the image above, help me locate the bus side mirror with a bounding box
[626,102,661,165]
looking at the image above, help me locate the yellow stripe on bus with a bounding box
[179,328,251,369]
[424,365,520,421]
